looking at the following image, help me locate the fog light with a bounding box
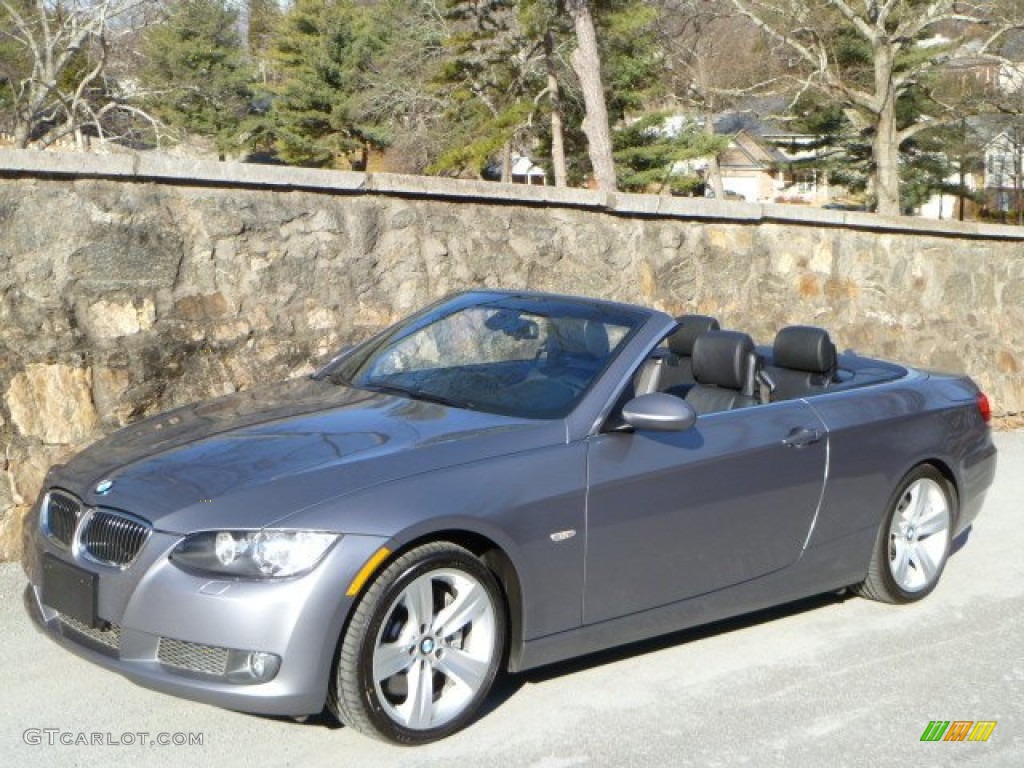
[248,652,270,678]
[225,649,281,683]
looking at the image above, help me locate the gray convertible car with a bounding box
[23,290,996,743]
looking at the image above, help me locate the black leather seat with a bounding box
[764,326,837,401]
[685,330,759,415]
[642,314,720,397]
[664,314,721,393]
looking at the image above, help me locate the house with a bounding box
[710,114,841,205]
[510,154,546,186]
[916,117,1023,221]
[983,130,1024,212]
[481,153,547,185]
[713,129,780,202]
[939,39,1024,97]
[917,175,978,220]
[628,108,845,204]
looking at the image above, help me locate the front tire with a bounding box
[329,542,506,744]
[854,465,954,604]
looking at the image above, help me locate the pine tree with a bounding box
[263,0,399,168]
[139,0,254,156]
[333,0,448,174]
[430,0,548,178]
[432,0,667,185]
[614,113,728,193]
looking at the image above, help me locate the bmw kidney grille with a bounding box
[42,491,151,567]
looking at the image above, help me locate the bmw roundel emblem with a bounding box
[94,479,114,495]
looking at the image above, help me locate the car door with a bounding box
[583,401,828,625]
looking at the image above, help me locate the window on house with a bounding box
[795,171,816,194]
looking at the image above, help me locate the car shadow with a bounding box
[258,710,344,730]
[531,591,847,684]
[475,589,854,722]
[951,525,971,556]
[496,525,976,699]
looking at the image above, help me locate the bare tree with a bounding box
[0,0,159,149]
[729,0,1024,216]
[568,0,616,192]
[658,0,784,197]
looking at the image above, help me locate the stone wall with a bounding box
[2,150,1022,561]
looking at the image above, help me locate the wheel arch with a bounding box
[885,457,961,535]
[349,528,527,674]
[852,459,959,604]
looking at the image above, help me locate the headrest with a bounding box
[773,326,836,374]
[551,318,610,359]
[692,331,756,390]
[667,314,721,356]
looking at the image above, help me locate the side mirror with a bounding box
[621,393,697,432]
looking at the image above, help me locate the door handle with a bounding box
[783,427,823,448]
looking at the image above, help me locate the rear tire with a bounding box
[328,542,506,744]
[854,465,954,604]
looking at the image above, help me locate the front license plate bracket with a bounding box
[42,554,98,628]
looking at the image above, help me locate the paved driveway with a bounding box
[3,433,1022,767]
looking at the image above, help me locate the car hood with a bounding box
[49,377,564,534]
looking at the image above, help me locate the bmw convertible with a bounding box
[22,290,996,743]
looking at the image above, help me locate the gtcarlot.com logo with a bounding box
[920,721,997,742]
[23,729,204,747]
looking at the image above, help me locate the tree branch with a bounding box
[825,0,878,44]
[729,0,826,74]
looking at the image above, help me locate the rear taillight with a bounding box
[977,392,991,424]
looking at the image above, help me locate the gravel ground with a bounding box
[2,432,1021,768]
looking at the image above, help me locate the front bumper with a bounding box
[23,519,388,717]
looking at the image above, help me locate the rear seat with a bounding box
[764,326,837,401]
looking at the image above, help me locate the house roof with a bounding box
[711,110,831,165]
[968,114,1024,146]
[719,130,789,169]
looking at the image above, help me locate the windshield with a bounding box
[328,297,640,419]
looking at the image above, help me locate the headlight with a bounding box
[171,530,340,578]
